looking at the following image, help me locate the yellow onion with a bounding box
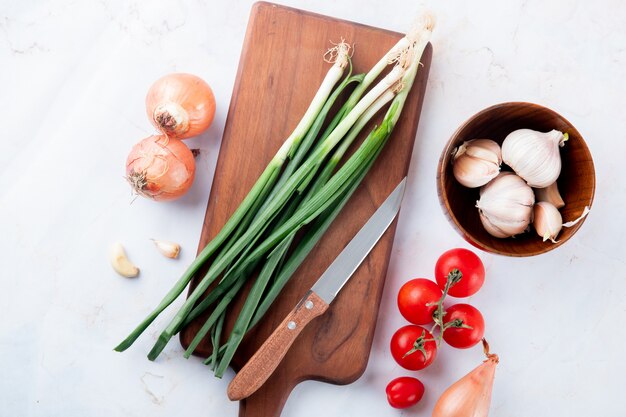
[432,339,499,417]
[125,135,195,201]
[146,73,216,139]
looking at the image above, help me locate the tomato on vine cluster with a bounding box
[386,248,487,409]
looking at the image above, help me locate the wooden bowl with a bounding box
[437,102,595,257]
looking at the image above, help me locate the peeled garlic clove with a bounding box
[452,139,502,188]
[534,182,565,209]
[502,129,567,188]
[151,239,180,259]
[533,201,563,243]
[110,242,140,278]
[476,172,534,238]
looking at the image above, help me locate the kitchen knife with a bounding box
[227,177,407,401]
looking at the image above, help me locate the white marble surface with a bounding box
[1,0,625,415]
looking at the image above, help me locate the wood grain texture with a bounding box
[179,2,432,416]
[227,291,329,401]
[437,102,595,257]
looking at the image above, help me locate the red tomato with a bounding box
[390,325,437,370]
[442,303,485,349]
[397,278,443,325]
[435,248,485,297]
[386,376,425,409]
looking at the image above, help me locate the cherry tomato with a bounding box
[435,248,485,297]
[397,278,442,325]
[390,325,437,370]
[442,303,485,349]
[385,376,425,409]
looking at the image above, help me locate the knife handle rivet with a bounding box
[287,321,297,330]
[305,300,314,310]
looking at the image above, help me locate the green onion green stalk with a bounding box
[114,15,435,377]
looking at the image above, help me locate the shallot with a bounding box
[432,339,499,417]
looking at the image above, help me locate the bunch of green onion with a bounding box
[115,14,435,378]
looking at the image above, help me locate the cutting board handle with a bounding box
[237,379,294,417]
[228,291,329,401]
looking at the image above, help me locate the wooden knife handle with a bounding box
[228,291,329,401]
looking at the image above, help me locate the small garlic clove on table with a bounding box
[452,139,502,188]
[151,239,181,259]
[110,242,140,278]
[501,129,567,188]
[533,202,563,243]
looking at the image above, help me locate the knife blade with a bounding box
[311,178,406,304]
[227,178,407,401]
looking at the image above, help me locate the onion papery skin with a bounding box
[146,73,216,139]
[125,135,196,201]
[432,355,499,417]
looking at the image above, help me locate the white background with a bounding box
[1,0,625,416]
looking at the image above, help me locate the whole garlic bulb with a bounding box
[476,172,535,238]
[501,129,567,188]
[452,139,502,188]
[533,201,563,243]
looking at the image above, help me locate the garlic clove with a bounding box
[453,157,500,188]
[110,242,140,278]
[533,202,563,243]
[481,208,532,237]
[502,129,567,188]
[478,172,535,205]
[476,172,534,238]
[452,139,502,188]
[151,239,180,259]
[479,212,511,238]
[463,139,502,165]
[534,182,565,209]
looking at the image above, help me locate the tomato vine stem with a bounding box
[430,268,462,344]
[405,269,464,357]
[403,330,428,359]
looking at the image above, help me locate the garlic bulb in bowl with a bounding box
[501,129,568,188]
[452,139,502,188]
[476,172,535,238]
[437,101,595,256]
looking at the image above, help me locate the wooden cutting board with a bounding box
[180,3,432,416]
